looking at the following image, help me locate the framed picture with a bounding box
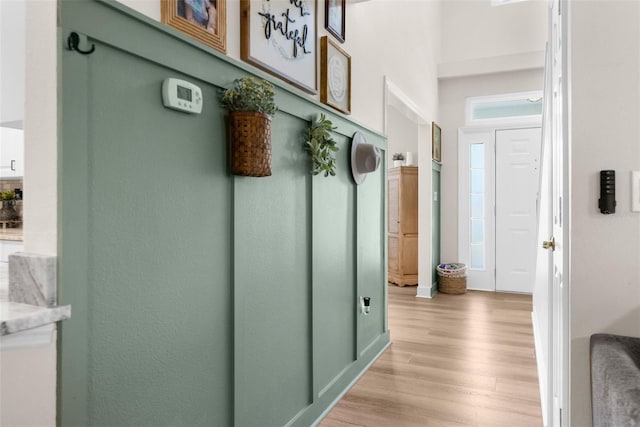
[161,0,226,53]
[432,122,442,162]
[241,0,317,94]
[320,36,351,114]
[325,0,345,43]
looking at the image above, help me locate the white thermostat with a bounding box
[162,78,203,114]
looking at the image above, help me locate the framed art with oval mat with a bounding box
[320,36,351,115]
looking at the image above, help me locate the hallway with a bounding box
[319,286,542,427]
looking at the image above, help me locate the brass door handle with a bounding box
[542,237,556,251]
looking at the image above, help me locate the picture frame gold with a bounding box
[432,122,442,162]
[320,36,351,115]
[161,0,226,54]
[325,0,345,43]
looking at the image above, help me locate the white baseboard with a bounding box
[416,285,433,299]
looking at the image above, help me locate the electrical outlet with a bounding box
[632,171,640,212]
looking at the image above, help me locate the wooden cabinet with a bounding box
[388,166,418,287]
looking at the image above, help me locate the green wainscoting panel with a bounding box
[58,1,389,426]
[312,133,356,398]
[233,114,313,427]
[60,39,233,426]
[432,161,442,297]
[356,156,387,356]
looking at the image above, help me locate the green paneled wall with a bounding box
[58,1,389,426]
[312,135,356,397]
[233,115,313,427]
[432,161,441,297]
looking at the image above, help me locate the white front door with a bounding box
[459,127,541,292]
[495,128,542,293]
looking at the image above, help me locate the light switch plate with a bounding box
[632,171,640,212]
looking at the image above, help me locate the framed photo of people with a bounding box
[240,0,317,94]
[161,0,227,53]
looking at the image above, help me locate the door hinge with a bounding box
[560,408,562,427]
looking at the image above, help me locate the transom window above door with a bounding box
[491,0,529,6]
[466,91,543,126]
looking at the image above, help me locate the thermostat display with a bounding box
[162,78,202,114]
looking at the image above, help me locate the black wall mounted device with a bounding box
[599,170,616,214]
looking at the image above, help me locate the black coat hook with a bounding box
[67,32,95,55]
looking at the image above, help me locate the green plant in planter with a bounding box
[0,190,16,201]
[220,77,277,177]
[220,77,277,116]
[392,153,405,161]
[304,114,339,177]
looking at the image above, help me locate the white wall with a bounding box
[439,0,547,77]
[387,105,419,166]
[344,0,440,132]
[0,0,58,425]
[569,1,640,425]
[438,68,544,263]
[0,0,25,127]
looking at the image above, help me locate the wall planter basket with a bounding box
[228,111,272,177]
[436,263,467,295]
[221,77,277,177]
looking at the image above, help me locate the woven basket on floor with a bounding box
[438,276,467,295]
[436,263,467,295]
[228,111,272,177]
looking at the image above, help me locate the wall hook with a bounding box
[67,32,95,55]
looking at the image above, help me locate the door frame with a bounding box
[383,77,434,298]
[458,123,542,292]
[549,1,570,425]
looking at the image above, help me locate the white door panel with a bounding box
[534,2,569,425]
[496,128,542,293]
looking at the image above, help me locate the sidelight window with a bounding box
[469,143,485,270]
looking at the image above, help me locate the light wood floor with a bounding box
[319,285,543,427]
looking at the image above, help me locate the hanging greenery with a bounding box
[304,114,339,177]
[220,77,277,117]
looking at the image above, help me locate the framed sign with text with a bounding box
[240,0,317,94]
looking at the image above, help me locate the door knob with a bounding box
[542,237,555,251]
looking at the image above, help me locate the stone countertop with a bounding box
[0,258,71,337]
[0,300,70,335]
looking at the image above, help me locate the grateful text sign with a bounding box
[241,0,317,94]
